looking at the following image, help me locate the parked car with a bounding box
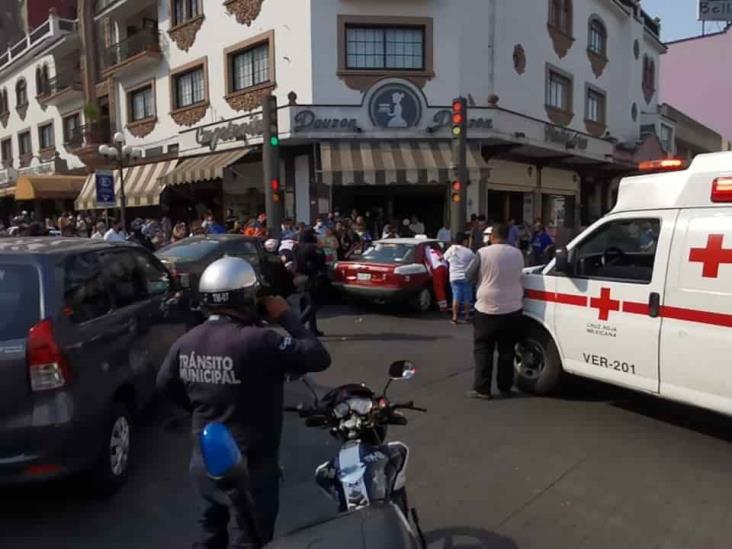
[332,238,442,312]
[0,238,186,489]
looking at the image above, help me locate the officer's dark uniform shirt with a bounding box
[156,311,331,465]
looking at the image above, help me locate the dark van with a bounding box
[0,238,186,489]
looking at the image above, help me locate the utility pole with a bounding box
[262,94,283,238]
[450,97,468,237]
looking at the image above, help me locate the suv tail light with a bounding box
[712,177,732,203]
[27,319,70,391]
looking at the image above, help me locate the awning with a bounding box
[75,159,178,210]
[158,148,251,187]
[15,175,86,201]
[0,186,15,198]
[318,141,490,185]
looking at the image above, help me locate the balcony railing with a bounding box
[64,118,112,150]
[0,15,77,73]
[103,29,160,71]
[39,74,83,98]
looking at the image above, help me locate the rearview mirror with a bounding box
[389,360,416,380]
[553,248,574,276]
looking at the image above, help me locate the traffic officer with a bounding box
[156,256,331,549]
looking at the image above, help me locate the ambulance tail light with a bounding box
[711,177,732,203]
[638,159,686,172]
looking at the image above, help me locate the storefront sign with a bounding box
[699,0,732,20]
[432,110,493,130]
[95,170,116,207]
[544,126,588,151]
[369,83,422,128]
[293,110,358,132]
[196,118,264,152]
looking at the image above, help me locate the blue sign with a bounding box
[95,170,116,207]
[369,83,422,129]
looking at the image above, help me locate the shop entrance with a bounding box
[332,185,446,237]
[487,190,525,224]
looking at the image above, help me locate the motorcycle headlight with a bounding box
[334,401,350,419]
[348,397,374,416]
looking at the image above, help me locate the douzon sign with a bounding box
[195,118,264,151]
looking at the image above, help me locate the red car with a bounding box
[332,238,443,312]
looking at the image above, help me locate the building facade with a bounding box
[0,0,670,235]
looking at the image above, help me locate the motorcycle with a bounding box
[199,360,427,548]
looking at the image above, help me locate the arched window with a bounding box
[588,17,607,57]
[642,55,656,102]
[549,0,573,35]
[35,64,51,96]
[0,89,8,114]
[16,78,28,107]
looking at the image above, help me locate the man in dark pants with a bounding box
[157,256,331,548]
[295,228,327,336]
[466,223,525,399]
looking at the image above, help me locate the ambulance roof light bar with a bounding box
[638,158,686,172]
[712,177,732,203]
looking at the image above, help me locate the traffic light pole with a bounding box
[262,94,283,238]
[450,97,468,237]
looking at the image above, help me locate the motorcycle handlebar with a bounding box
[390,401,428,413]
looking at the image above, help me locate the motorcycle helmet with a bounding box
[199,256,260,312]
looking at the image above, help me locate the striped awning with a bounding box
[75,159,178,211]
[319,141,490,186]
[158,148,251,187]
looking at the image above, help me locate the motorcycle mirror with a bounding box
[199,423,243,479]
[389,360,417,380]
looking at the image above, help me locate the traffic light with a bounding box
[450,97,468,235]
[262,94,283,234]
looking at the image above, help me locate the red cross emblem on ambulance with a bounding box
[590,287,620,321]
[688,234,732,278]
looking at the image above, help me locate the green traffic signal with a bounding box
[270,136,279,147]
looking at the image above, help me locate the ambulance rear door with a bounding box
[553,210,678,393]
[659,208,732,414]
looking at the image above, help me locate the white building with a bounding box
[0,0,668,237]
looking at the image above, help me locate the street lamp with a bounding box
[98,132,143,232]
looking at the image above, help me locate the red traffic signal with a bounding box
[452,100,464,113]
[452,113,464,125]
[451,180,462,192]
[271,179,280,192]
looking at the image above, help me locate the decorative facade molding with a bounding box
[545,105,573,127]
[584,119,606,138]
[170,102,209,127]
[19,152,33,167]
[225,83,276,112]
[224,0,265,26]
[547,25,574,59]
[168,15,205,52]
[17,103,28,121]
[127,117,157,138]
[587,50,608,78]
[0,112,8,128]
[39,148,58,162]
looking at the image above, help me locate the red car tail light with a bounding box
[27,319,70,392]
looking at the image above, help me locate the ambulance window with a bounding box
[572,218,660,283]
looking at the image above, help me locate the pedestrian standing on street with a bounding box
[157,257,331,548]
[103,221,126,242]
[424,244,450,313]
[295,228,327,336]
[530,220,554,266]
[470,215,487,252]
[444,232,476,324]
[506,218,520,247]
[437,223,452,244]
[466,223,524,399]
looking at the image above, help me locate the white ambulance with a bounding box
[518,152,732,415]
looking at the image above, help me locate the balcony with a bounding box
[38,74,83,108]
[102,29,161,77]
[64,118,113,169]
[0,15,77,74]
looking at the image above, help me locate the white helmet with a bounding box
[264,238,279,253]
[199,256,260,311]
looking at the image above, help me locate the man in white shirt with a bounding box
[443,232,475,324]
[103,221,126,242]
[436,224,452,243]
[410,215,425,236]
[465,223,524,399]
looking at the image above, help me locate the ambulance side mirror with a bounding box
[554,248,574,276]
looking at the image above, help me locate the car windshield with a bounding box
[360,243,416,263]
[157,240,221,261]
[0,263,40,341]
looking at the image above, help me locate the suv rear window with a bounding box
[157,240,221,261]
[0,264,40,340]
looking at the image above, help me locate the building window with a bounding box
[62,112,81,143]
[173,67,205,108]
[172,0,200,26]
[39,123,54,150]
[0,88,8,114]
[586,88,606,124]
[18,131,31,156]
[549,0,573,35]
[16,79,28,107]
[588,18,607,56]
[642,55,656,102]
[547,70,572,112]
[660,124,673,152]
[129,85,155,121]
[345,26,425,70]
[1,138,12,167]
[230,43,270,92]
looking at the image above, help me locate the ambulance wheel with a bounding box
[515,326,562,395]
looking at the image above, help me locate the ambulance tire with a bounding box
[515,325,563,396]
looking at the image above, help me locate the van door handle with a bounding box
[648,292,661,318]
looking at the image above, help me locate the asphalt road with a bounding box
[3,305,732,548]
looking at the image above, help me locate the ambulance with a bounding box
[517,152,732,416]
